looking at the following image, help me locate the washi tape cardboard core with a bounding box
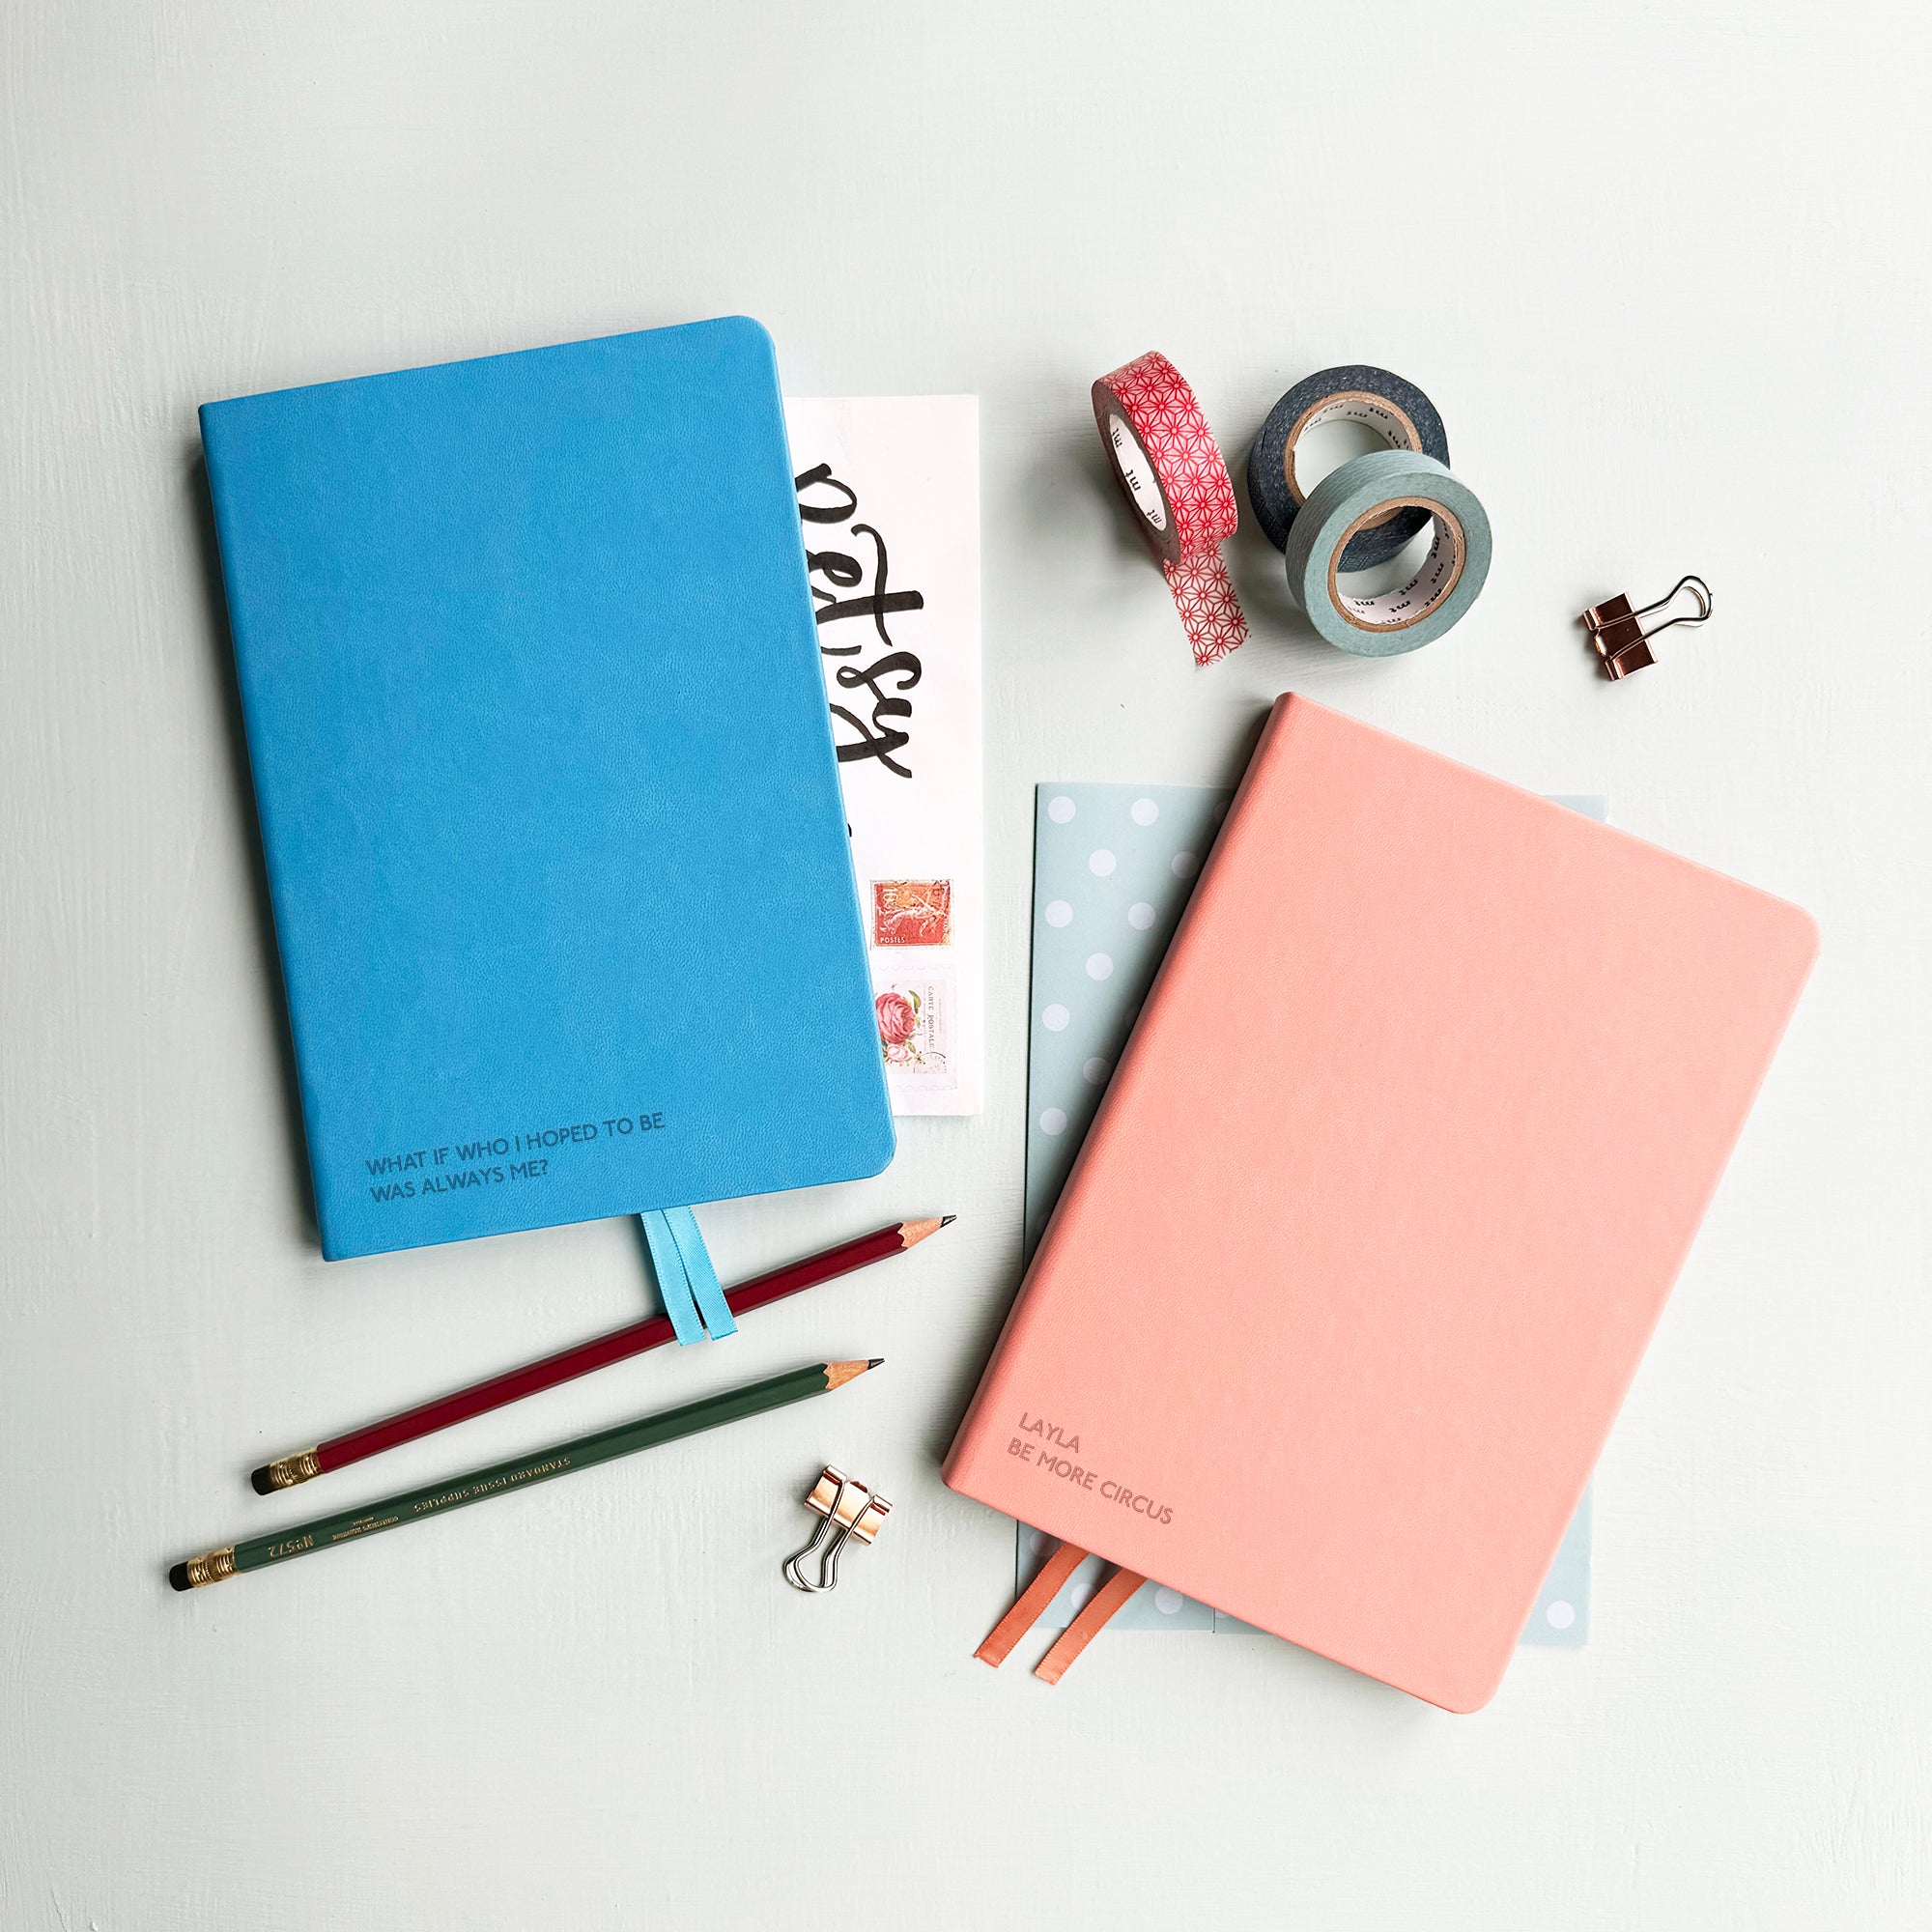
[1287,394,1420,525]
[1283,449,1490,656]
[1105,413,1169,532]
[1328,499,1466,632]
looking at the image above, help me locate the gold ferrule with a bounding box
[183,1547,237,1589]
[264,1448,322,1490]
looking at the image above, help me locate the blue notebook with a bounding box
[201,317,895,1262]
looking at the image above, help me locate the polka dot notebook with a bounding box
[1015,781,1594,1645]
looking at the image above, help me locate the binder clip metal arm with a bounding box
[783,1465,891,1593]
[1581,574,1712,679]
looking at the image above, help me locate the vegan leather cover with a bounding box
[944,695,1816,1711]
[201,317,894,1262]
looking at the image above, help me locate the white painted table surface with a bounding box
[4,4,1927,1926]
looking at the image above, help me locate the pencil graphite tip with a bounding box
[824,1358,882,1391]
[941,1214,955,1227]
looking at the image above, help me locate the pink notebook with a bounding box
[945,696,1817,1711]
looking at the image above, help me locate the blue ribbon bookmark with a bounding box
[662,1205,736,1340]
[639,1207,736,1345]
[641,1210,703,1344]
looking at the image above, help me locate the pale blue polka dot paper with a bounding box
[1015,782,1597,1645]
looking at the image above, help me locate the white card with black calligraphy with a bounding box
[785,397,983,1116]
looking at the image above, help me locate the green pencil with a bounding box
[169,1359,881,1591]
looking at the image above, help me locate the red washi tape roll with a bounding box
[1092,353,1248,667]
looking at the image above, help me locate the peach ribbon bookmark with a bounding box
[973,1537,1146,1683]
[975,1539,1089,1667]
[1034,1564,1148,1685]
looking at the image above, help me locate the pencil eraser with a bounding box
[168,1563,192,1593]
[249,1465,276,1495]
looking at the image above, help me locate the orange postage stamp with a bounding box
[872,879,952,948]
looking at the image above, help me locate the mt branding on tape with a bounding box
[1091,353,1248,668]
[1282,449,1492,656]
[1247,365,1450,568]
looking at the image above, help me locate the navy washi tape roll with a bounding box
[1247,366,1450,568]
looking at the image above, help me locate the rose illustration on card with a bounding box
[873,974,956,1088]
[875,989,920,1053]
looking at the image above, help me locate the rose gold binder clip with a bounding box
[782,1465,891,1592]
[1581,574,1712,679]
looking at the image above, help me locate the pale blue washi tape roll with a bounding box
[1282,448,1491,656]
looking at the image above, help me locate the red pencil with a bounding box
[250,1217,952,1492]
